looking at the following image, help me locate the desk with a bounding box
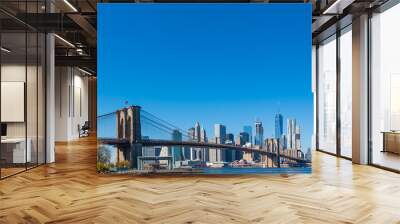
[382,131,400,154]
[1,138,31,164]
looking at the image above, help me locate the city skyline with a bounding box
[98,4,312,152]
[171,112,305,151]
[165,112,308,164]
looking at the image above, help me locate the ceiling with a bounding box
[0,0,392,75]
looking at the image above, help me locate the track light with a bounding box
[322,0,353,15]
[54,34,75,48]
[78,67,93,76]
[1,47,11,53]
[63,0,78,12]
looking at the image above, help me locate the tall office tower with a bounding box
[275,113,283,139]
[225,133,235,162]
[295,125,301,150]
[281,134,287,149]
[192,122,202,160]
[188,127,195,141]
[171,130,183,164]
[236,132,250,146]
[234,132,247,161]
[195,122,201,142]
[200,128,207,142]
[226,133,234,145]
[254,121,264,147]
[254,121,263,161]
[187,127,195,160]
[287,119,296,149]
[243,125,252,144]
[214,124,226,144]
[214,124,226,161]
[200,127,208,161]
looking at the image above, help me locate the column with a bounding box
[352,14,369,164]
[46,2,55,163]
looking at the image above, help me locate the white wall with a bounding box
[1,63,47,163]
[1,65,40,137]
[55,67,89,141]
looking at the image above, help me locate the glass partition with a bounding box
[27,31,38,169]
[317,35,337,154]
[1,31,28,177]
[371,3,400,171]
[339,26,352,158]
[0,1,46,179]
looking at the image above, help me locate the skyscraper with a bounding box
[226,133,234,145]
[214,124,226,144]
[237,132,250,146]
[243,125,252,144]
[194,122,201,142]
[214,124,226,162]
[225,133,235,162]
[275,113,283,139]
[192,122,203,160]
[281,134,287,149]
[200,128,208,161]
[254,121,264,147]
[287,119,296,149]
[200,127,207,142]
[295,125,301,150]
[187,127,195,160]
[188,127,195,141]
[171,130,183,165]
[235,132,248,161]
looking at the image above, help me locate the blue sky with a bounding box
[98,3,312,151]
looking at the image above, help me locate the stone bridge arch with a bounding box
[116,105,141,143]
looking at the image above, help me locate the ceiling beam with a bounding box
[55,55,96,73]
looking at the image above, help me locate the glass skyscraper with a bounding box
[275,113,283,139]
[287,119,297,149]
[171,130,183,163]
[214,124,226,144]
[243,125,252,144]
[254,121,264,146]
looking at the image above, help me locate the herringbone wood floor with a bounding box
[1,137,400,224]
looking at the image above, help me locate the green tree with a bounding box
[98,145,112,164]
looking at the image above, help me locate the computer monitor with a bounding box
[1,123,7,137]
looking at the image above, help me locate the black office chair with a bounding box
[79,121,90,138]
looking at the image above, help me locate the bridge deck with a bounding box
[141,139,309,163]
[98,138,310,163]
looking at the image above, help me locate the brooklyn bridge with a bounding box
[97,105,311,171]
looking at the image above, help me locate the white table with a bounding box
[1,138,31,163]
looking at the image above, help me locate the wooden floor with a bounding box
[372,150,400,171]
[1,137,400,224]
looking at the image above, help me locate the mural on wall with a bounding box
[97,3,312,174]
